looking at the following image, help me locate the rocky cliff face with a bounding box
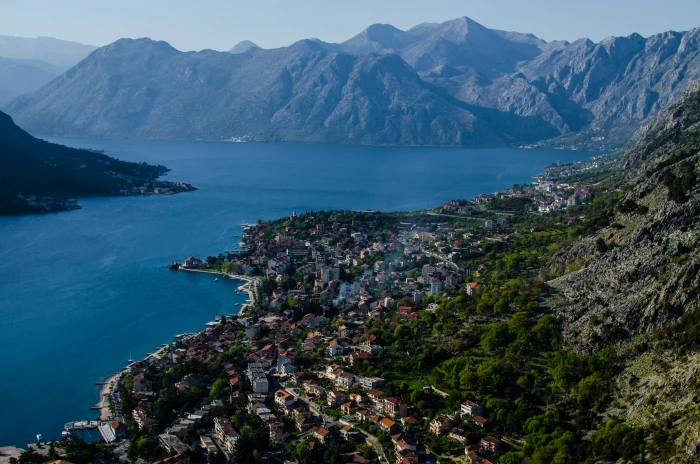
[547,81,700,462]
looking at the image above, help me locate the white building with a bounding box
[247,362,269,393]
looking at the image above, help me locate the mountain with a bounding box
[228,40,261,54]
[2,38,559,146]
[0,36,97,105]
[0,35,97,69]
[0,56,63,104]
[0,110,193,215]
[341,17,545,77]
[4,18,700,148]
[546,80,700,460]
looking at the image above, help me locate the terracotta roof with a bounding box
[379,418,396,427]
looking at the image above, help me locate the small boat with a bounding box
[214,278,219,282]
[36,434,42,442]
[235,303,241,306]
[62,431,70,438]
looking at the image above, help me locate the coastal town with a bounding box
[5,153,622,464]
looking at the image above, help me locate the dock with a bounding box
[65,420,99,431]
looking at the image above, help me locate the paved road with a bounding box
[423,250,459,272]
[360,431,387,462]
[427,211,485,221]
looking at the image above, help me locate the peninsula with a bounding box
[0,110,195,215]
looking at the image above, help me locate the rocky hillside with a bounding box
[2,38,559,146]
[547,81,700,462]
[4,18,700,147]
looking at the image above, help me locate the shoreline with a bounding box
[98,372,122,421]
[89,269,259,425]
[176,267,258,315]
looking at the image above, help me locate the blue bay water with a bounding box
[0,139,594,446]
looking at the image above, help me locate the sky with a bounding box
[2,0,699,51]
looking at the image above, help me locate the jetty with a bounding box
[65,420,99,431]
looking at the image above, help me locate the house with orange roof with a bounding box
[379,418,397,434]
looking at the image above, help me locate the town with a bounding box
[9,153,624,464]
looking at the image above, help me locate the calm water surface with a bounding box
[0,139,594,446]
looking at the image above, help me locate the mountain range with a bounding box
[0,36,97,104]
[4,17,700,148]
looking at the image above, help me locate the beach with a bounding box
[98,372,122,420]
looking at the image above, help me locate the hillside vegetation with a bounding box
[0,110,191,214]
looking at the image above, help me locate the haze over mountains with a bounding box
[0,36,97,104]
[4,17,700,147]
[228,40,260,54]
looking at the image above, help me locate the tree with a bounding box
[47,442,58,461]
[593,420,644,461]
[17,448,43,464]
[295,441,313,464]
[595,238,607,253]
[500,452,524,464]
[480,322,512,352]
[357,444,377,460]
[323,443,343,464]
[210,378,229,400]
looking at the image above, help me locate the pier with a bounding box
[64,420,99,431]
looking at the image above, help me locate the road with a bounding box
[423,249,459,272]
[426,211,485,221]
[360,431,387,462]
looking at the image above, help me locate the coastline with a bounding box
[176,267,258,315]
[98,372,122,421]
[90,269,259,425]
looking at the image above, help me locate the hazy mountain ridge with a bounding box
[4,18,700,147]
[0,35,97,68]
[0,56,61,104]
[3,38,560,145]
[0,35,97,105]
[229,40,261,54]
